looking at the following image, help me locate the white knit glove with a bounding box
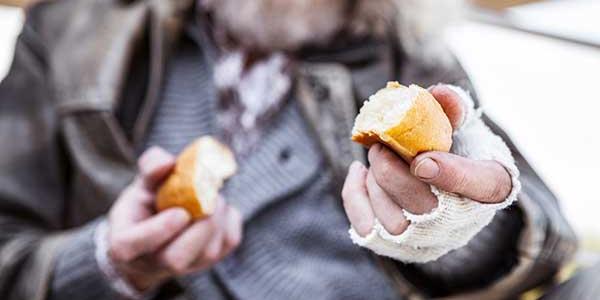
[349,86,521,263]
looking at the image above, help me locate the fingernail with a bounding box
[414,158,440,179]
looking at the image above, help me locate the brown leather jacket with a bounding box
[0,0,577,299]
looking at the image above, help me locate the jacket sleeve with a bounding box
[392,54,578,299]
[0,11,102,300]
[47,220,120,300]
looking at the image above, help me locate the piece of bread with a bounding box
[351,82,452,161]
[156,136,237,219]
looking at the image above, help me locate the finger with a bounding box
[365,171,410,235]
[429,84,465,130]
[411,152,512,203]
[157,198,227,274]
[188,205,243,271]
[157,216,218,274]
[109,208,190,262]
[109,184,156,231]
[200,226,224,266]
[199,198,229,263]
[368,144,438,214]
[341,161,375,236]
[138,146,176,190]
[222,206,243,254]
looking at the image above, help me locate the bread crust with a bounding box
[352,85,452,161]
[155,137,236,219]
[156,140,205,219]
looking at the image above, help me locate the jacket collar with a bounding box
[49,0,194,148]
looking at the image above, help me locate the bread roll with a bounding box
[156,136,237,219]
[351,82,452,161]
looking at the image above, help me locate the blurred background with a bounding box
[1,0,599,270]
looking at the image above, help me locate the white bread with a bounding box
[156,136,237,219]
[351,81,452,161]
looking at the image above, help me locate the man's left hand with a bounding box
[341,85,512,237]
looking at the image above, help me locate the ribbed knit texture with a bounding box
[142,39,217,154]
[48,219,118,300]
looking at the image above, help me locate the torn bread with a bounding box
[351,81,452,161]
[156,136,237,219]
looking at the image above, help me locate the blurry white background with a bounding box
[0,5,22,79]
[1,0,599,257]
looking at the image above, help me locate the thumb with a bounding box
[138,146,176,190]
[410,152,512,203]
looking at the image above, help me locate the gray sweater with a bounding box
[49,29,400,299]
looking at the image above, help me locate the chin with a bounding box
[205,0,349,51]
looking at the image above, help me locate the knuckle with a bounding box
[375,164,395,185]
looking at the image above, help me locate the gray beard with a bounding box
[203,0,350,51]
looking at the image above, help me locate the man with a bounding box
[0,0,578,299]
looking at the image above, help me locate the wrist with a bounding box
[114,260,170,292]
[94,221,158,299]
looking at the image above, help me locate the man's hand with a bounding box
[106,147,243,292]
[342,85,512,236]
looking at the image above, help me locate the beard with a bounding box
[203,0,351,52]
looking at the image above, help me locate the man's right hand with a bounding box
[106,147,243,292]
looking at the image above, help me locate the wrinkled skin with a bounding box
[341,85,512,236]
